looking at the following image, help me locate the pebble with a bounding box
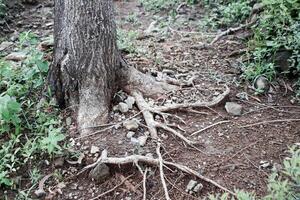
[254,76,269,93]
[0,41,13,51]
[126,131,135,138]
[118,102,129,113]
[89,163,110,183]
[123,119,139,130]
[225,102,243,116]
[90,146,100,154]
[138,136,148,146]
[186,180,197,192]
[125,96,135,109]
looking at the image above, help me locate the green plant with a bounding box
[117,29,138,53]
[0,0,6,18]
[0,31,66,191]
[244,0,300,91]
[199,0,251,29]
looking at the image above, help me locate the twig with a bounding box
[154,86,230,112]
[241,119,300,128]
[210,21,255,45]
[84,150,235,196]
[191,120,230,136]
[90,174,133,200]
[142,168,149,200]
[157,143,171,200]
[34,173,53,197]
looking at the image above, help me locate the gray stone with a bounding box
[66,117,72,126]
[90,146,100,154]
[53,157,64,168]
[0,41,13,51]
[225,102,243,116]
[123,119,139,130]
[89,163,110,183]
[126,131,135,138]
[185,180,198,193]
[252,3,264,13]
[125,96,135,109]
[130,137,139,145]
[5,52,27,61]
[118,102,129,113]
[138,136,148,146]
[193,183,203,193]
[254,76,269,93]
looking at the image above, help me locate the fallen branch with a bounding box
[90,174,133,200]
[210,22,255,45]
[84,150,235,196]
[157,143,171,200]
[191,120,230,136]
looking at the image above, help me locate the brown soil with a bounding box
[1,0,299,199]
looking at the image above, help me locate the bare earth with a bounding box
[1,0,300,199]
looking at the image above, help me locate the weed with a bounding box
[117,29,138,53]
[0,32,66,191]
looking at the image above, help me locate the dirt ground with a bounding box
[1,0,300,199]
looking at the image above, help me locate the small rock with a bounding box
[252,3,264,14]
[5,52,27,61]
[186,180,198,193]
[34,189,46,198]
[118,140,123,145]
[225,102,243,116]
[130,137,139,145]
[53,157,64,168]
[138,136,148,146]
[66,117,72,126]
[123,119,139,130]
[193,183,203,193]
[118,102,129,113]
[260,160,271,169]
[90,146,100,154]
[0,41,13,51]
[125,96,135,109]
[89,163,110,183]
[254,76,270,93]
[126,131,135,138]
[236,92,249,100]
[144,21,158,35]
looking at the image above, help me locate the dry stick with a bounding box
[132,91,158,138]
[157,143,171,200]
[142,168,149,200]
[84,151,235,196]
[210,21,255,45]
[75,110,143,140]
[154,86,230,112]
[191,120,230,136]
[90,174,133,200]
[241,119,300,128]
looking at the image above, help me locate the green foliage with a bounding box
[244,0,300,94]
[117,29,138,53]
[207,145,300,200]
[200,0,251,29]
[0,32,66,189]
[0,0,6,18]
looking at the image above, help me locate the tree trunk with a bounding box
[49,0,178,134]
[49,0,119,133]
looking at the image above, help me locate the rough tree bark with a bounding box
[49,0,176,134]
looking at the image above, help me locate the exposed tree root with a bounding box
[130,85,230,146]
[210,21,256,45]
[82,149,235,196]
